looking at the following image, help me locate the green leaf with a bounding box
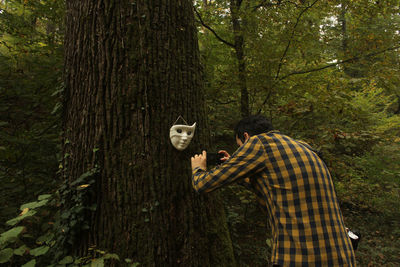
[6,210,37,226]
[51,102,61,114]
[59,255,74,264]
[14,245,28,256]
[61,210,71,219]
[104,253,119,260]
[20,199,49,211]
[266,238,272,248]
[36,233,54,244]
[38,194,52,201]
[71,170,95,186]
[21,259,36,267]
[90,258,104,267]
[125,258,132,263]
[0,248,13,263]
[29,245,49,256]
[0,226,25,245]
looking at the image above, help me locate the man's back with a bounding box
[253,132,356,266]
[192,131,356,266]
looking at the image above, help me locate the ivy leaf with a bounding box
[14,245,28,256]
[29,245,49,256]
[38,194,52,201]
[36,233,54,244]
[0,226,25,246]
[6,210,37,226]
[0,248,14,263]
[71,170,95,186]
[20,199,49,211]
[21,259,36,267]
[59,255,74,264]
[104,253,120,260]
[90,258,104,267]
[51,102,61,114]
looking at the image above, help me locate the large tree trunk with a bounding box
[63,1,236,266]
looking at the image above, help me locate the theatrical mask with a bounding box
[169,123,196,151]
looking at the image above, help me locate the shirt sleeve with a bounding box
[191,136,266,193]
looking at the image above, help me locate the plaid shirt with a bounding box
[192,131,356,266]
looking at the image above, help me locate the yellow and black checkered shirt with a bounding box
[192,131,356,266]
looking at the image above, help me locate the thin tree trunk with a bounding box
[63,1,236,266]
[395,95,400,114]
[230,0,249,117]
[340,1,363,78]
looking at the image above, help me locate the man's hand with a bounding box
[191,150,207,171]
[218,150,231,162]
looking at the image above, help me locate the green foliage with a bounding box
[0,193,52,266]
[0,226,24,246]
[0,0,64,232]
[0,173,141,266]
[0,248,13,263]
[53,167,99,259]
[21,259,36,267]
[197,1,400,265]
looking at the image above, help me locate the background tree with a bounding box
[62,0,235,266]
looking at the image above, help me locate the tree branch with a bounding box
[194,7,235,48]
[212,99,237,105]
[257,45,400,114]
[278,45,400,81]
[275,0,320,80]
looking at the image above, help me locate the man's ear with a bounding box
[243,132,250,142]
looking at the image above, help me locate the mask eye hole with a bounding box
[177,129,182,134]
[187,131,192,135]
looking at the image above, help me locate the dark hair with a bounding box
[234,115,273,142]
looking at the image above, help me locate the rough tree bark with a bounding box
[63,0,236,266]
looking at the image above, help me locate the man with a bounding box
[191,115,356,267]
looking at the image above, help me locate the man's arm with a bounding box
[191,136,266,193]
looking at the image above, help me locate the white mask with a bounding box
[169,123,196,151]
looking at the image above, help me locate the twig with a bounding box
[275,0,320,80]
[213,99,237,105]
[194,7,235,48]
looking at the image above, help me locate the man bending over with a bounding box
[191,115,356,267]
